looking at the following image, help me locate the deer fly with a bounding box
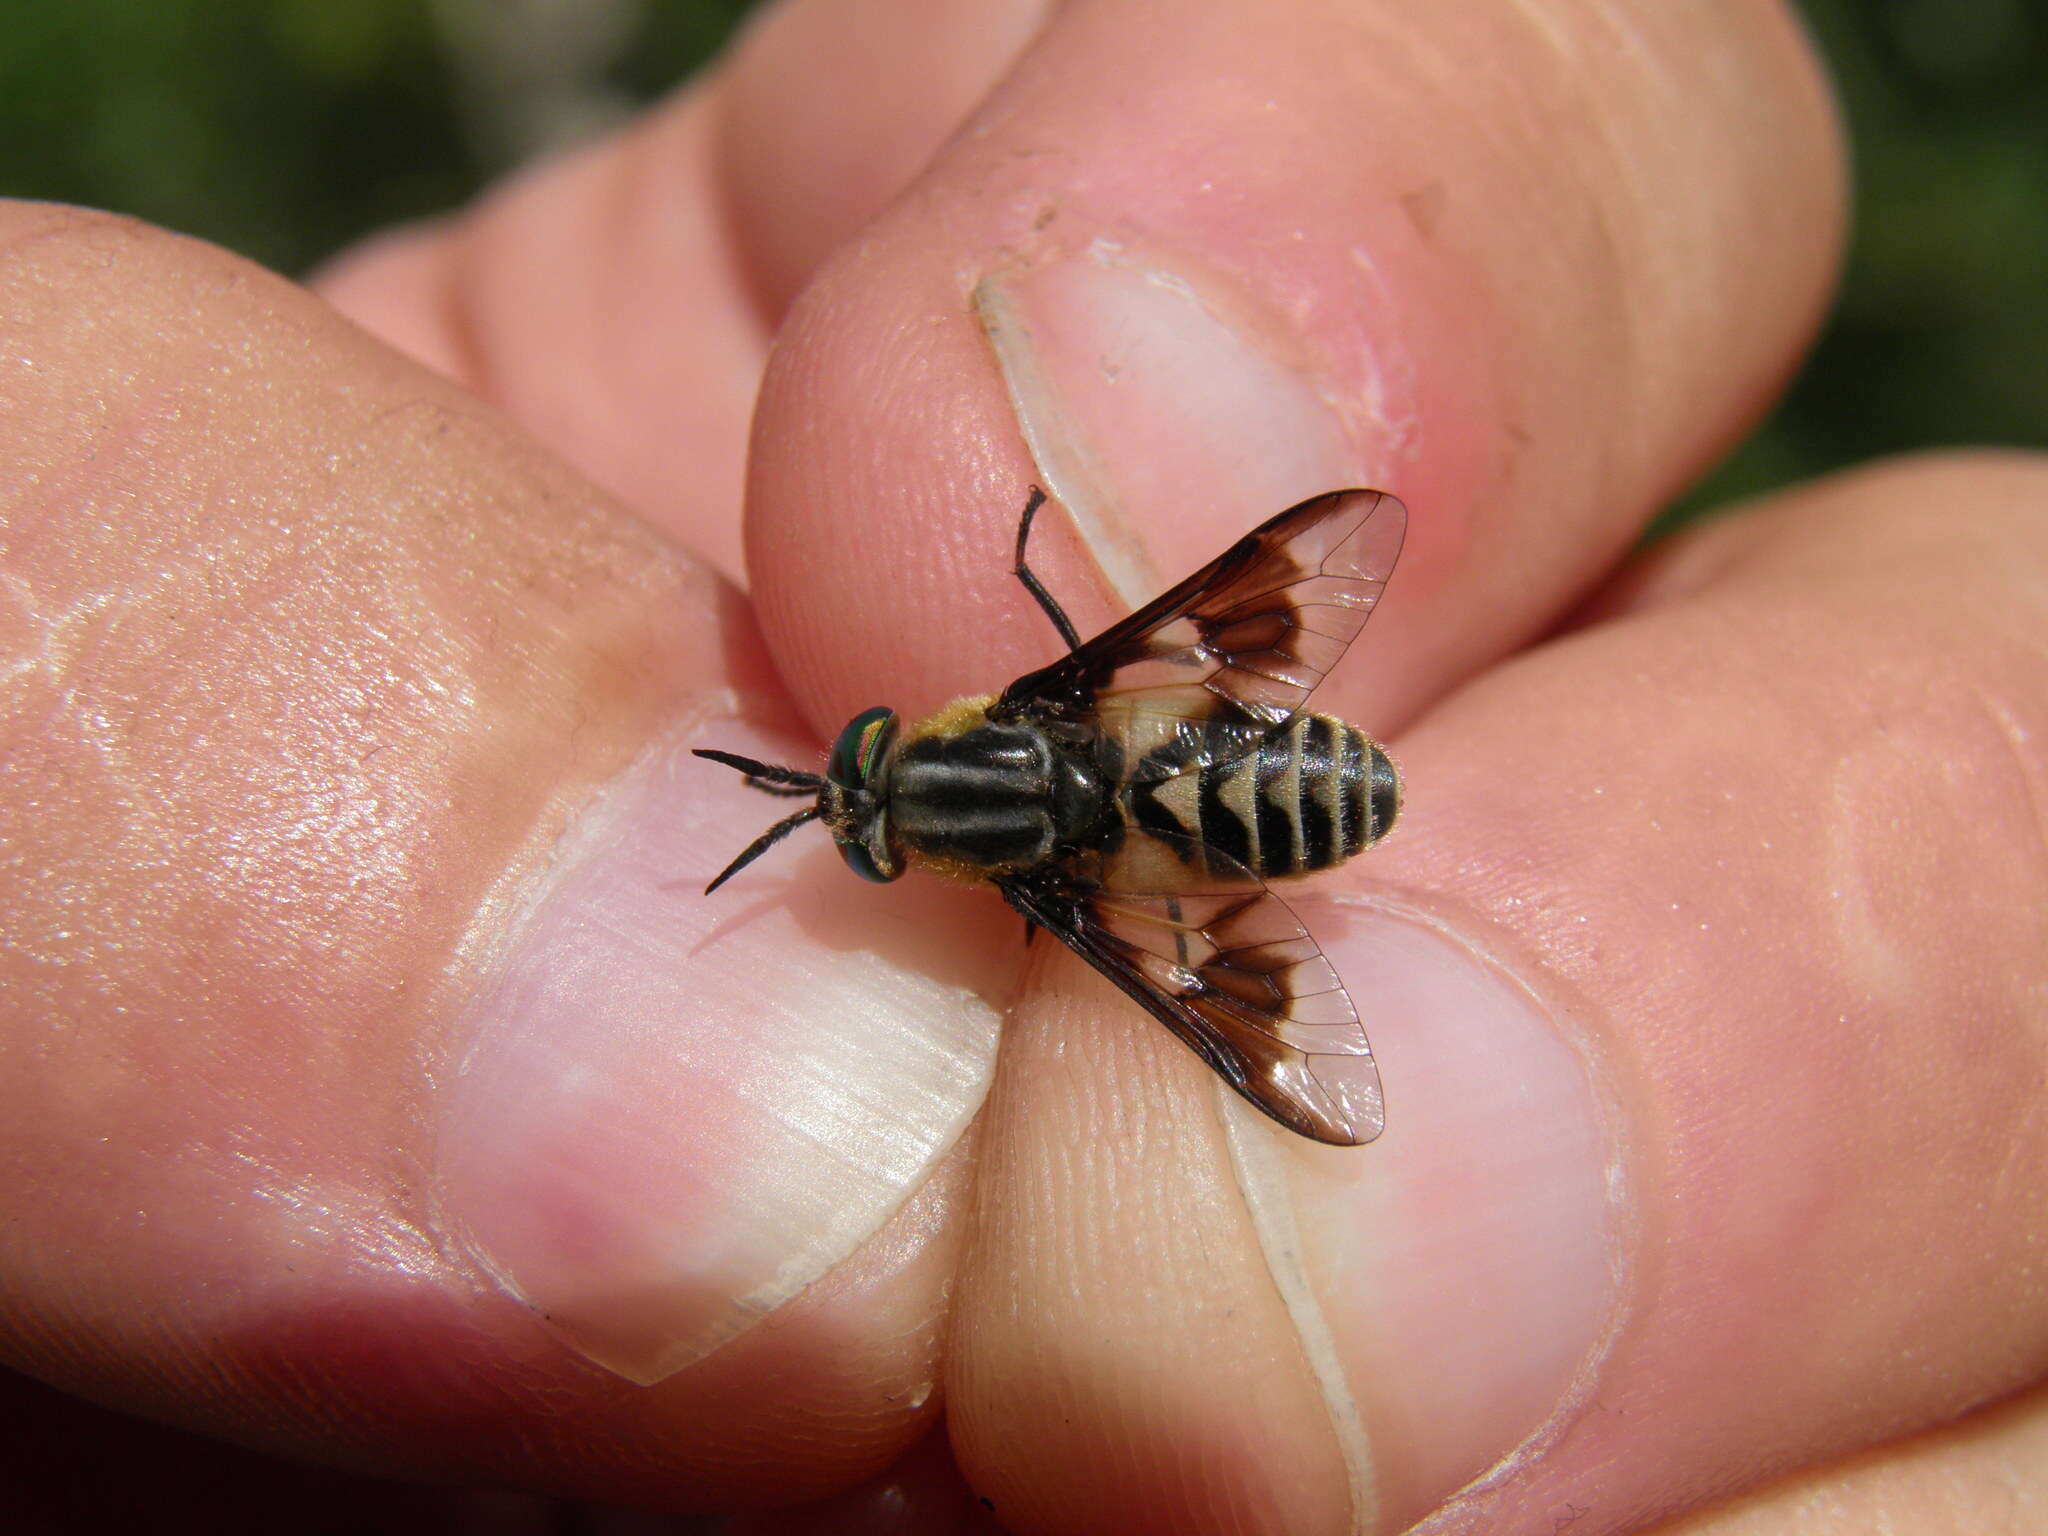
[695,487,1405,1145]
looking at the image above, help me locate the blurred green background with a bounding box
[0,0,2040,522]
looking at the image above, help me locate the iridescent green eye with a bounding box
[828,706,897,788]
[837,837,894,883]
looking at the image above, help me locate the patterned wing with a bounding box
[993,489,1405,779]
[1000,867,1384,1146]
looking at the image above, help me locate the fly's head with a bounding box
[692,705,903,892]
[819,705,902,883]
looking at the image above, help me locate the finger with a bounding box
[955,450,2048,1533]
[313,97,773,584]
[1660,1384,2048,1536]
[0,205,1004,1508]
[746,0,1843,738]
[313,0,1036,586]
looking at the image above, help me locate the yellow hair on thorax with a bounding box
[901,693,999,745]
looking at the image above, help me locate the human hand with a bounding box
[6,1,2046,1533]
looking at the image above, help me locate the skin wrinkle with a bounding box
[1813,626,2048,1003]
[1970,682,2048,891]
[1821,752,1910,1006]
[1947,680,2048,1225]
[1341,245,1421,465]
[0,586,123,844]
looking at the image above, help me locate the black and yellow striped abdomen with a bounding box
[1124,714,1399,879]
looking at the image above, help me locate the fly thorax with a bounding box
[890,722,1107,870]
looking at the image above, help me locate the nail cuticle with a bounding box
[1228,891,1635,1530]
[973,240,1395,613]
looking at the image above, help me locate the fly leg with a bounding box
[1012,485,1084,654]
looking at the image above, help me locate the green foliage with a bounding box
[0,0,2039,512]
[1,0,463,271]
[0,0,750,273]
[1674,0,2048,521]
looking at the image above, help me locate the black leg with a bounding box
[703,805,820,894]
[692,748,825,796]
[746,777,817,797]
[1012,486,1084,654]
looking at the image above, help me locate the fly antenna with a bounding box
[703,805,821,894]
[693,748,825,797]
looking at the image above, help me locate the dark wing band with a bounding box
[999,868,1384,1146]
[993,489,1405,779]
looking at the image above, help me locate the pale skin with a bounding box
[3,1,2047,1532]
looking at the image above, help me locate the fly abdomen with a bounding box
[1129,714,1398,878]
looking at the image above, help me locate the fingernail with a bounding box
[975,241,1412,605]
[434,700,1007,1384]
[1220,899,1624,1533]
